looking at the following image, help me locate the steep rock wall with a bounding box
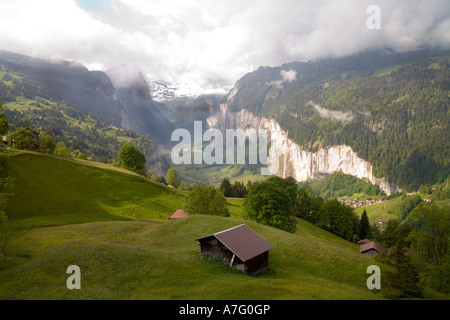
[207,99,399,196]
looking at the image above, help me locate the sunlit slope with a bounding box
[0,216,384,299]
[3,151,184,229]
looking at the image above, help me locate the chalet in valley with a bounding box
[196,224,274,275]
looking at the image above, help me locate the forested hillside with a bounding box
[0,63,170,175]
[0,50,174,145]
[299,172,385,199]
[225,50,450,191]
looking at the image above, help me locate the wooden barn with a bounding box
[360,241,387,256]
[170,209,189,219]
[196,224,274,275]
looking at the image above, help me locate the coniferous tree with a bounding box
[384,238,422,299]
[359,209,370,239]
[157,175,166,184]
[219,178,232,197]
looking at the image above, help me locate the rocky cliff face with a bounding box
[207,86,399,195]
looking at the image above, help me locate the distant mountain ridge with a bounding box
[0,50,174,144]
[210,49,450,191]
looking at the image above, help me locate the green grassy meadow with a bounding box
[353,196,403,224]
[0,150,387,299]
[2,151,182,230]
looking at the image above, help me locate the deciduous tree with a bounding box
[244,176,297,233]
[166,168,181,188]
[118,144,146,176]
[184,184,229,217]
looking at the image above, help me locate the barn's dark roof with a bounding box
[360,241,387,254]
[196,224,274,262]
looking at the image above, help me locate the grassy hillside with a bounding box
[1,150,183,230]
[354,196,402,224]
[176,163,267,187]
[0,216,385,300]
[0,150,388,299]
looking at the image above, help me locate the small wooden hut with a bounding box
[196,224,273,275]
[360,241,387,256]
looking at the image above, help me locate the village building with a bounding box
[360,241,387,256]
[196,224,274,275]
[170,209,189,219]
[357,239,371,246]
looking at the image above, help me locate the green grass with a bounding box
[427,62,441,70]
[374,63,410,77]
[2,151,184,229]
[0,150,389,299]
[226,197,245,219]
[354,196,403,224]
[176,163,267,186]
[0,216,385,299]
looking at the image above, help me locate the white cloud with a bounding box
[0,0,448,96]
[307,101,355,124]
[267,69,297,89]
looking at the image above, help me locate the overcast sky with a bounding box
[0,0,449,96]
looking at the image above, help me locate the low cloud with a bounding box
[307,101,355,124]
[267,69,297,89]
[0,0,449,96]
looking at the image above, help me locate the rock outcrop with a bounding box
[207,89,399,195]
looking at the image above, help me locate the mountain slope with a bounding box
[217,50,450,191]
[0,50,174,144]
[111,72,175,145]
[0,50,124,127]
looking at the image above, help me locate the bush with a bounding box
[54,141,71,156]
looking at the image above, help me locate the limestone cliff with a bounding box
[207,86,399,195]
